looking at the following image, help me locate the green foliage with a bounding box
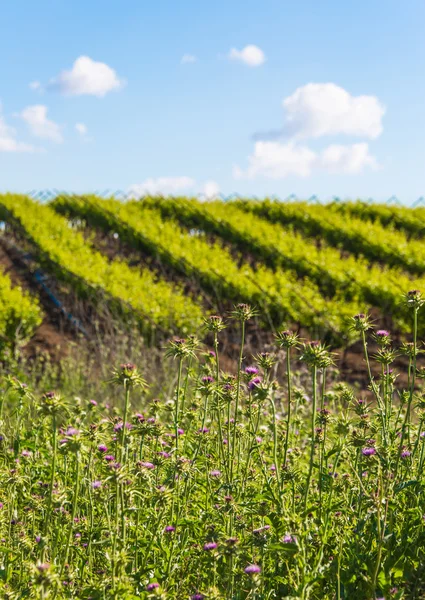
[52,194,362,344]
[237,198,425,275]
[0,266,42,356]
[0,303,424,598]
[0,194,203,336]
[328,199,425,238]
[142,196,425,331]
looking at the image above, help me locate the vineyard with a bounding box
[0,194,424,373]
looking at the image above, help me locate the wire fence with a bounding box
[21,190,425,207]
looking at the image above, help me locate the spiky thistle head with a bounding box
[275,329,299,349]
[165,337,198,360]
[300,341,334,369]
[405,289,424,310]
[230,303,257,322]
[108,363,147,389]
[350,313,372,333]
[203,315,226,333]
[254,352,277,371]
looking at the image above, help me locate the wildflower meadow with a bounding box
[1,293,425,599]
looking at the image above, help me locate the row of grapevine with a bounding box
[327,200,425,238]
[237,199,425,275]
[0,264,43,355]
[52,195,363,344]
[0,195,203,336]
[141,197,421,330]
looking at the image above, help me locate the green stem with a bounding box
[231,320,246,484]
[304,365,317,510]
[283,348,292,467]
[43,415,57,541]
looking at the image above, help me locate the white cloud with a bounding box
[20,105,62,143]
[75,122,88,136]
[234,141,317,179]
[280,82,385,140]
[48,56,124,97]
[128,176,196,197]
[181,54,197,64]
[320,143,379,173]
[0,104,36,152]
[228,45,265,67]
[202,180,220,198]
[234,141,378,179]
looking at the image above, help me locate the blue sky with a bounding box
[0,0,424,202]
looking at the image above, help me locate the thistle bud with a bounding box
[230,303,257,322]
[203,315,226,332]
[275,329,299,349]
[406,289,424,310]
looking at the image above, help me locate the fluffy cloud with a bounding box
[75,122,88,136]
[181,54,197,64]
[276,83,385,140]
[48,56,124,97]
[234,141,378,179]
[241,82,384,180]
[234,142,316,179]
[202,180,220,198]
[228,45,265,67]
[320,143,379,173]
[20,105,62,143]
[128,176,196,197]
[0,104,35,152]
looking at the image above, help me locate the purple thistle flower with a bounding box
[177,428,184,435]
[146,582,160,591]
[202,376,214,383]
[362,447,376,456]
[283,535,293,543]
[35,535,41,543]
[203,542,218,551]
[209,470,221,478]
[157,451,171,458]
[191,595,205,600]
[65,427,79,437]
[98,444,108,453]
[248,376,262,391]
[245,366,259,375]
[140,462,155,470]
[244,564,261,574]
[198,427,210,434]
[89,399,97,406]
[376,329,390,337]
[401,450,411,459]
[92,481,102,489]
[164,525,175,533]
[104,455,115,462]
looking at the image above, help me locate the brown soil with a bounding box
[0,239,74,360]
